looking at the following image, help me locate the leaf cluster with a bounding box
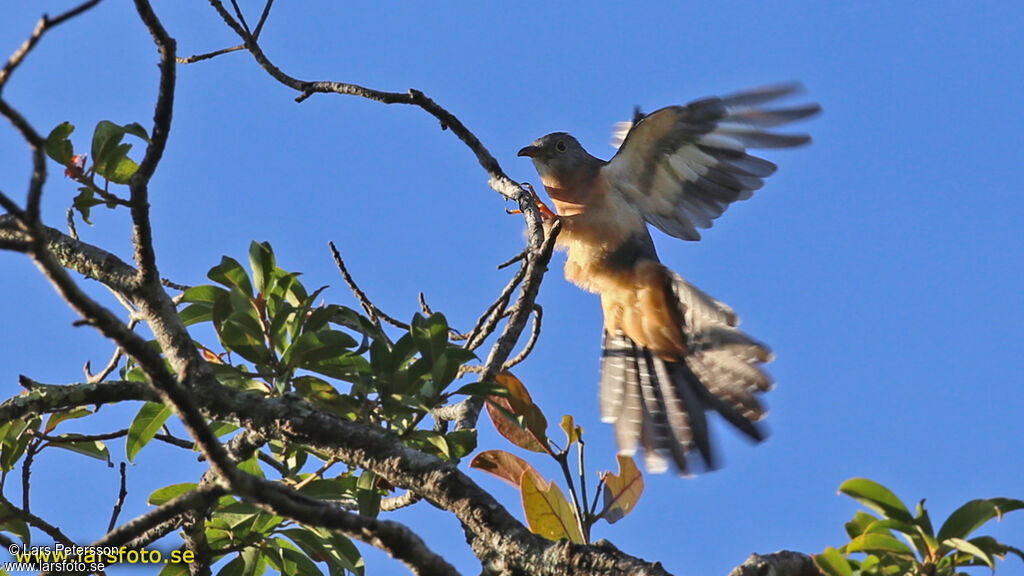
[816,478,1024,576]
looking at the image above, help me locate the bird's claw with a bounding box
[507,182,557,220]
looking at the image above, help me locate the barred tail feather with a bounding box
[599,273,772,474]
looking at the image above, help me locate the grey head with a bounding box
[517,132,604,181]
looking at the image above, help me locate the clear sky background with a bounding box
[2,2,1022,575]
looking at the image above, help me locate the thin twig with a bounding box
[463,260,528,349]
[129,0,177,289]
[502,304,542,370]
[328,241,408,332]
[108,462,128,531]
[176,44,244,64]
[418,292,433,316]
[252,0,274,40]
[228,0,251,35]
[0,0,103,89]
[291,457,337,491]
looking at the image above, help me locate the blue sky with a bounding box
[1,2,1022,575]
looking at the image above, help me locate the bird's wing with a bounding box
[603,83,820,241]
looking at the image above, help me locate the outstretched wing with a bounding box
[604,83,820,241]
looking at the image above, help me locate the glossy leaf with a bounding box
[944,537,996,571]
[470,449,540,488]
[91,121,126,170]
[445,429,477,460]
[845,510,880,539]
[839,478,913,522]
[49,437,111,463]
[45,121,74,164]
[127,401,173,462]
[485,371,548,453]
[600,453,644,523]
[845,532,917,558]
[357,471,381,518]
[937,498,1024,542]
[44,407,92,434]
[208,256,254,297]
[450,380,510,398]
[520,471,584,544]
[149,483,199,506]
[249,241,275,295]
[560,414,581,446]
[1,417,40,471]
[813,547,854,576]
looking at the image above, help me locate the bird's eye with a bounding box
[554,140,567,153]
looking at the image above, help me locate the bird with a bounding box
[517,83,820,475]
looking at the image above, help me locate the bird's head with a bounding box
[517,132,589,179]
[518,132,603,207]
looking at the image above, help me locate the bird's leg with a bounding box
[507,182,557,220]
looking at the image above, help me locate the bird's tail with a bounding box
[599,273,773,475]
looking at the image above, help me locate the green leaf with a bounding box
[104,151,139,184]
[845,510,880,539]
[845,532,918,558]
[122,122,151,143]
[282,528,363,574]
[91,120,126,169]
[445,429,477,461]
[0,499,33,546]
[284,330,359,370]
[49,437,111,463]
[356,471,380,518]
[293,376,358,418]
[296,477,357,500]
[208,256,254,297]
[450,381,510,398]
[249,241,276,295]
[271,538,323,576]
[149,483,199,505]
[72,187,104,225]
[1,417,40,471]
[814,547,854,576]
[126,401,173,462]
[182,284,228,304]
[937,499,1016,542]
[44,407,92,434]
[45,121,75,164]
[944,537,996,571]
[839,478,913,522]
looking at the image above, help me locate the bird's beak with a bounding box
[517,145,540,158]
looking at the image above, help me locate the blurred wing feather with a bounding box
[605,83,820,240]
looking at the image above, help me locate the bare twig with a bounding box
[177,44,244,64]
[252,0,274,40]
[328,240,408,332]
[108,462,128,532]
[129,0,176,288]
[502,304,542,370]
[0,0,103,90]
[463,260,528,349]
[418,292,433,316]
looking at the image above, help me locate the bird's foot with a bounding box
[507,182,557,220]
